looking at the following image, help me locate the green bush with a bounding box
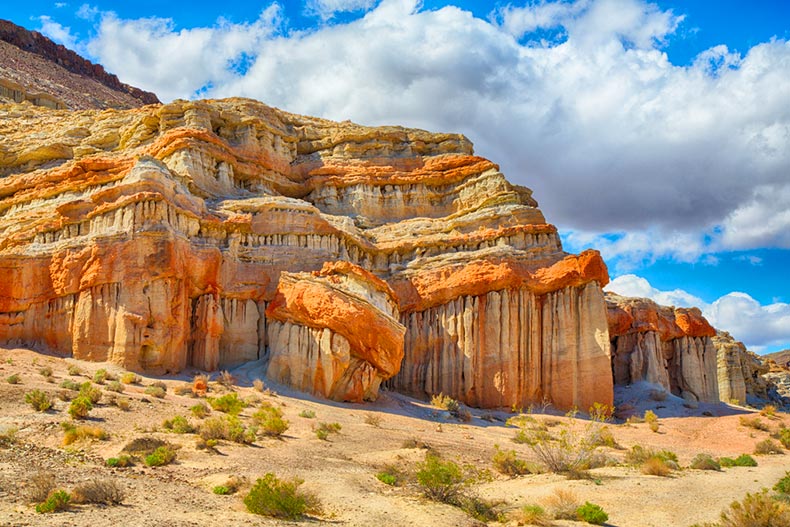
[144,446,177,467]
[754,439,784,455]
[120,372,140,384]
[145,386,166,399]
[252,403,289,437]
[376,472,397,486]
[208,393,246,415]
[60,379,80,391]
[716,489,790,526]
[190,402,211,418]
[491,445,533,476]
[6,373,21,384]
[244,473,313,520]
[105,455,133,468]
[105,381,124,393]
[35,490,71,513]
[93,369,109,384]
[775,472,790,495]
[690,453,721,471]
[163,415,195,434]
[199,415,255,444]
[25,390,53,412]
[416,453,465,503]
[431,393,460,413]
[78,382,102,404]
[38,366,53,378]
[213,485,232,495]
[68,395,93,419]
[719,454,758,467]
[67,364,82,376]
[519,504,552,526]
[577,502,608,524]
[299,409,316,419]
[314,422,341,441]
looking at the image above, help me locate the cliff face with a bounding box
[0,97,611,408]
[606,293,719,403]
[0,19,159,109]
[712,330,769,404]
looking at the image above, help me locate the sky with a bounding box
[4,0,790,353]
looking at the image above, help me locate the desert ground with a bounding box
[0,346,788,527]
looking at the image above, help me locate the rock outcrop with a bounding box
[712,330,770,404]
[0,97,611,408]
[606,293,719,403]
[0,19,159,109]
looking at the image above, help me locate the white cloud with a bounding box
[76,4,100,20]
[607,274,790,351]
[37,15,78,50]
[606,274,705,308]
[305,0,378,21]
[52,0,790,263]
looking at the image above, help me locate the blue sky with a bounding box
[4,0,790,352]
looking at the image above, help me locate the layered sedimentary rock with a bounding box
[606,293,719,403]
[712,330,770,404]
[0,97,611,408]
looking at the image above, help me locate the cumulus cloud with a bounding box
[37,15,78,50]
[607,274,790,351]
[305,0,378,21]
[76,3,100,20]
[55,0,790,263]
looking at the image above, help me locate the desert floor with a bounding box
[0,346,788,527]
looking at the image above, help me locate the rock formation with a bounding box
[0,19,159,109]
[712,330,770,405]
[0,97,612,408]
[606,293,719,403]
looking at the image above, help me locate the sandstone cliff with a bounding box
[0,19,159,109]
[606,293,719,403]
[0,97,611,408]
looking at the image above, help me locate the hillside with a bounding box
[0,19,158,109]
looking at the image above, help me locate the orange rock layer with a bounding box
[0,98,612,408]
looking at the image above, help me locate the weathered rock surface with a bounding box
[606,293,719,403]
[712,330,770,405]
[0,19,159,109]
[0,97,611,408]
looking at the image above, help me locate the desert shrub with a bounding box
[38,366,53,378]
[6,373,21,384]
[690,453,721,471]
[208,393,246,415]
[145,385,166,399]
[644,410,659,432]
[0,426,17,447]
[252,403,289,437]
[577,502,608,525]
[244,473,317,520]
[190,402,211,418]
[545,488,581,520]
[776,428,790,449]
[68,395,93,419]
[416,453,465,503]
[72,479,124,505]
[512,429,531,444]
[625,445,678,466]
[314,422,342,441]
[492,445,534,476]
[740,415,770,432]
[120,372,140,384]
[402,437,430,449]
[113,396,131,411]
[27,471,56,502]
[589,402,614,422]
[216,370,236,389]
[105,380,124,393]
[376,470,398,486]
[173,383,193,396]
[716,490,790,527]
[252,378,265,392]
[720,454,758,467]
[518,421,605,474]
[642,457,673,476]
[199,415,255,444]
[213,485,232,495]
[67,364,82,376]
[35,490,70,513]
[121,437,168,456]
[25,389,53,412]
[761,404,778,418]
[78,382,102,404]
[755,439,784,455]
[163,415,195,434]
[431,393,460,413]
[299,409,316,419]
[519,504,552,526]
[776,472,790,495]
[105,455,133,468]
[192,374,209,395]
[145,445,177,467]
[364,413,382,427]
[456,494,503,522]
[62,422,107,445]
[60,379,80,391]
[594,426,619,448]
[506,414,538,428]
[93,369,109,384]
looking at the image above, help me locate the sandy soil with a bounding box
[0,346,788,527]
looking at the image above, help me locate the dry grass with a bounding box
[72,478,124,505]
[518,504,553,526]
[26,471,56,503]
[62,423,108,445]
[544,488,580,520]
[739,416,770,432]
[642,457,673,477]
